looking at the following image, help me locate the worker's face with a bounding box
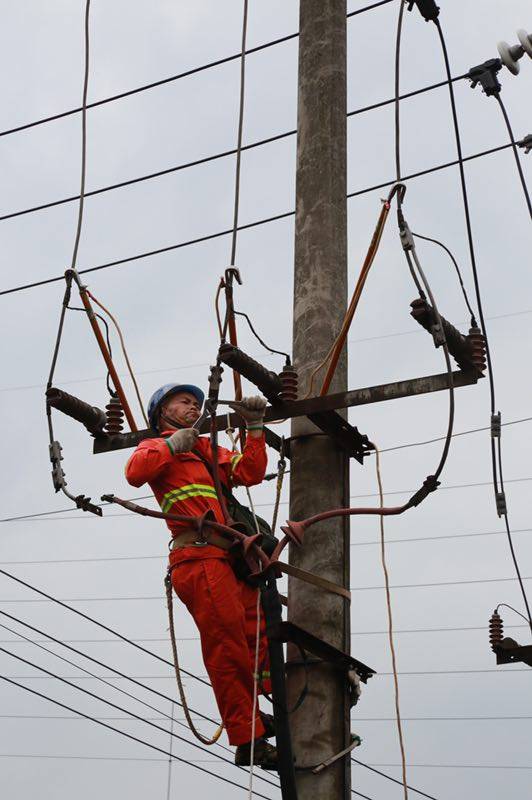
[160,392,202,428]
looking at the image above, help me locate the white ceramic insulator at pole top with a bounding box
[517,29,532,58]
[497,40,522,75]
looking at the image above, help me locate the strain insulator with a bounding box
[489,610,504,652]
[467,327,487,375]
[279,365,298,402]
[105,395,125,434]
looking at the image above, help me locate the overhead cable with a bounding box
[0,0,394,141]
[0,675,274,799]
[0,139,518,298]
[0,75,469,225]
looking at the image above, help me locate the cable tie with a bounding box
[491,412,502,438]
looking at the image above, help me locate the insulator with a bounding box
[218,343,282,403]
[279,365,298,402]
[105,395,125,435]
[489,610,504,652]
[467,327,487,375]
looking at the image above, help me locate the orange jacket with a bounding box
[125,430,267,536]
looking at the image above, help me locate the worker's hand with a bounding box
[167,427,199,455]
[228,395,267,426]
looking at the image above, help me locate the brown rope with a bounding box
[165,572,224,745]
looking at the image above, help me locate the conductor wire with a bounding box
[494,94,532,219]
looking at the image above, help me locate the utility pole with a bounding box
[287,2,350,799]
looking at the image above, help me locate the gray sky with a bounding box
[1,1,531,798]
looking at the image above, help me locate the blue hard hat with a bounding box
[147,383,205,430]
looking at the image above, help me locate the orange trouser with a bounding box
[170,552,271,745]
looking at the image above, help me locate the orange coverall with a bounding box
[125,431,270,745]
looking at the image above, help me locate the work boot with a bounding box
[234,737,278,769]
[260,711,276,739]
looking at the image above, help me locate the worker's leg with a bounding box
[239,579,272,695]
[171,556,266,746]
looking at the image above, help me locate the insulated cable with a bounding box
[434,16,532,631]
[494,93,532,218]
[411,233,477,325]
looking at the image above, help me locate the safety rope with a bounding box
[375,445,408,800]
[164,572,224,745]
[248,590,261,797]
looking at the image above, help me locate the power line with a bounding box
[0,621,527,644]
[2,471,531,524]
[0,0,394,140]
[1,307,530,394]
[4,668,528,679]
[0,77,470,225]
[0,675,275,799]
[2,526,530,563]
[0,139,517,298]
[1,572,529,603]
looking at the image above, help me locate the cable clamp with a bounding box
[491,412,502,439]
[49,440,66,492]
[408,475,440,507]
[398,213,415,252]
[430,323,446,348]
[518,134,532,154]
[74,495,103,516]
[407,0,440,22]
[495,491,507,517]
[468,59,502,96]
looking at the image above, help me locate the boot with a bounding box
[260,711,276,739]
[234,737,278,769]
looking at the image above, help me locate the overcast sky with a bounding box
[0,1,531,799]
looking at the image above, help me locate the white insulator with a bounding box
[497,40,523,75]
[517,29,532,59]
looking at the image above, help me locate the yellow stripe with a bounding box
[230,453,243,474]
[161,484,218,514]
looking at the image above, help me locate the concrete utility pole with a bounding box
[287,2,350,799]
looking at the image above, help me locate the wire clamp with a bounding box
[491,412,502,439]
[468,59,502,96]
[407,0,439,22]
[518,134,532,154]
[49,440,66,492]
[495,491,507,517]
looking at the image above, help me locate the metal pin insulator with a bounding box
[489,610,504,651]
[105,395,125,434]
[467,327,487,375]
[279,365,298,402]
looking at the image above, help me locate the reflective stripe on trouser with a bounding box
[170,557,271,746]
[160,483,217,514]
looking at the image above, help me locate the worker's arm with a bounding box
[125,438,175,487]
[219,432,267,488]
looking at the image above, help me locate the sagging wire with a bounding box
[431,15,532,630]
[67,306,114,395]
[411,233,477,326]
[374,445,408,800]
[234,311,291,363]
[85,289,149,426]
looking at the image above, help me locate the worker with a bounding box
[125,383,277,767]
